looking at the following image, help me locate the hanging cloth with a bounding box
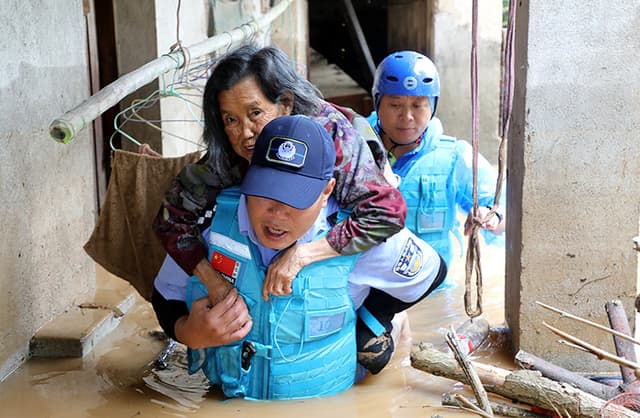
[84,149,201,301]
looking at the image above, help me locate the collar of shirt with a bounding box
[237,194,340,266]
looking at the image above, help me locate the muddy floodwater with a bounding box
[0,247,506,418]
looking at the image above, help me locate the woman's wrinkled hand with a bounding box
[261,244,308,301]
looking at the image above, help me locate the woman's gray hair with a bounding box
[202,44,323,183]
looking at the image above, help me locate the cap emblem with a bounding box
[266,137,307,168]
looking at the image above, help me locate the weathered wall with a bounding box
[0,0,96,379]
[271,0,308,76]
[112,0,212,158]
[0,0,306,382]
[112,0,305,158]
[156,0,211,158]
[433,0,503,165]
[506,0,640,372]
[112,0,163,154]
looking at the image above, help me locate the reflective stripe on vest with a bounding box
[186,186,358,400]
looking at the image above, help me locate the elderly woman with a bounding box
[152,45,407,367]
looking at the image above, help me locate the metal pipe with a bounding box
[49,0,293,144]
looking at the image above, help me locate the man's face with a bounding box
[246,180,335,250]
[219,77,292,162]
[378,95,432,144]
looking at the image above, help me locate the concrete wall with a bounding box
[210,0,308,71]
[432,0,503,164]
[0,0,307,381]
[0,0,97,379]
[112,0,162,154]
[112,0,305,158]
[506,0,640,372]
[112,0,211,158]
[271,0,308,76]
[156,0,211,158]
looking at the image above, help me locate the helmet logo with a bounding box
[403,76,418,91]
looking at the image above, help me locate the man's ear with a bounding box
[320,178,336,206]
[278,92,294,115]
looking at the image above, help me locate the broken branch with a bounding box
[442,392,553,417]
[411,342,640,417]
[446,326,494,416]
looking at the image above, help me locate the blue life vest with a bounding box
[367,113,504,268]
[186,186,358,400]
[394,135,459,267]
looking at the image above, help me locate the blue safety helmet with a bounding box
[372,50,440,116]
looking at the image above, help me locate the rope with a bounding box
[464,0,483,318]
[464,0,515,318]
[497,0,517,207]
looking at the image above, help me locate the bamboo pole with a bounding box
[537,300,640,347]
[49,0,293,144]
[605,300,638,384]
[542,321,640,372]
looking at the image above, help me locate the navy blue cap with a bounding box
[241,115,336,209]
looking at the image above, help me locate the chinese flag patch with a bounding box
[211,251,240,283]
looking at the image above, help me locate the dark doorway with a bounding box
[309,0,433,101]
[86,0,121,211]
[309,0,389,93]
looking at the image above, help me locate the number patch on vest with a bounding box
[308,312,346,338]
[393,237,423,278]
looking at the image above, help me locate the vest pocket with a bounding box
[418,208,447,232]
[272,289,354,346]
[416,175,448,234]
[207,344,253,398]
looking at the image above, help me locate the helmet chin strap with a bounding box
[377,120,424,154]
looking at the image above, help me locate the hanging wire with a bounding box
[109,0,224,153]
[51,0,295,144]
[109,58,214,152]
[103,0,315,153]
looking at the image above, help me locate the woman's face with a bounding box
[377,95,432,145]
[218,77,292,162]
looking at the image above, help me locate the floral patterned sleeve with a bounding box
[315,102,407,255]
